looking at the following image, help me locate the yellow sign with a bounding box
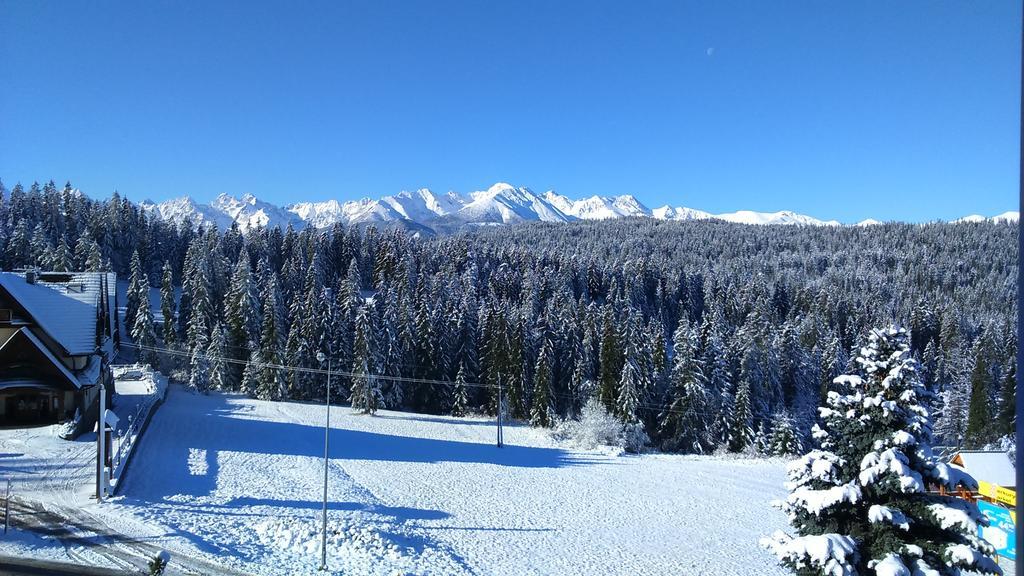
[978,480,1017,512]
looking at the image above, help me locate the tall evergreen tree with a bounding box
[763,327,1000,576]
[659,318,710,453]
[131,273,158,366]
[964,340,993,447]
[350,304,382,414]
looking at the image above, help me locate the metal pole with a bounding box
[320,358,330,571]
[96,381,105,502]
[497,373,503,448]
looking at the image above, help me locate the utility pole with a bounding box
[496,372,504,448]
[96,380,106,502]
[316,353,331,571]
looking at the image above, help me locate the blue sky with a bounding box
[0,1,1019,222]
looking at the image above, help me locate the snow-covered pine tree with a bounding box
[616,311,647,424]
[255,272,286,401]
[530,330,555,427]
[187,327,210,393]
[658,317,711,453]
[726,380,755,452]
[762,326,1000,576]
[350,304,383,414]
[126,250,145,327]
[996,362,1015,438]
[131,273,159,367]
[159,261,177,346]
[597,304,621,413]
[207,323,228,391]
[767,410,802,457]
[452,361,469,417]
[964,339,992,448]
[224,252,259,390]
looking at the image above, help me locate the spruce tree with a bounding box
[659,318,710,453]
[452,361,469,417]
[767,411,802,456]
[207,323,228,391]
[763,327,1000,575]
[126,250,145,326]
[130,274,159,366]
[350,304,382,414]
[530,333,555,427]
[726,381,754,452]
[160,261,177,346]
[964,341,992,448]
[996,362,1015,438]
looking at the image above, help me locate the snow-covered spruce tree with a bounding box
[350,304,382,414]
[126,250,145,328]
[159,261,177,347]
[187,327,210,393]
[768,410,802,457]
[531,332,555,427]
[762,326,1000,576]
[964,339,992,448]
[207,323,228,391]
[451,361,469,417]
[726,380,755,453]
[658,317,711,453]
[131,274,159,367]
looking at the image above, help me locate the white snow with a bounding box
[761,531,857,576]
[88,385,791,575]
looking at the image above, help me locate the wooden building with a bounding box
[0,270,118,437]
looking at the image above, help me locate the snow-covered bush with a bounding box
[552,397,627,453]
[762,326,1001,576]
[56,408,82,439]
[620,421,650,454]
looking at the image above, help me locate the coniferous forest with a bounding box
[1,180,1017,453]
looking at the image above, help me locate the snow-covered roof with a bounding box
[951,451,1015,487]
[0,327,81,389]
[0,271,109,356]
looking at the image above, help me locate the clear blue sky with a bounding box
[1,1,1019,222]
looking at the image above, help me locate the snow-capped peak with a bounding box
[138,183,1013,233]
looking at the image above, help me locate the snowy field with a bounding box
[104,385,791,575]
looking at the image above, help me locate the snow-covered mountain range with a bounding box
[138,183,1018,233]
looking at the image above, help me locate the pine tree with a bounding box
[188,328,210,393]
[763,327,1000,575]
[350,304,382,414]
[130,273,159,366]
[530,332,555,427]
[207,323,228,391]
[126,250,145,326]
[964,340,992,448]
[255,274,286,401]
[766,411,801,456]
[598,305,622,412]
[658,318,710,453]
[452,361,469,417]
[726,380,755,452]
[224,253,259,390]
[996,362,1015,438]
[160,261,177,346]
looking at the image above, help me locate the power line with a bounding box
[121,341,735,419]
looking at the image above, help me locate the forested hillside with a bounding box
[0,180,1016,452]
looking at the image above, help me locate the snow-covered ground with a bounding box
[103,385,790,575]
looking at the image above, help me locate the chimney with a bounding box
[25,271,36,285]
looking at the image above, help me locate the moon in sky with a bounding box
[706,47,715,56]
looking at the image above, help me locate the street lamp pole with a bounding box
[317,352,331,571]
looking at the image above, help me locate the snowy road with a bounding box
[108,385,790,575]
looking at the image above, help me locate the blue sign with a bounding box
[977,500,1016,561]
